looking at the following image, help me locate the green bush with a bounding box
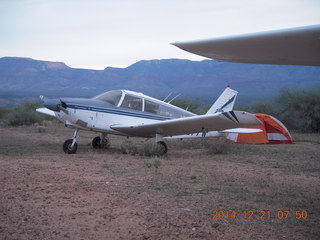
[4,110,43,126]
[240,89,320,132]
[274,89,320,132]
[2,102,46,126]
[207,143,231,155]
[171,98,208,114]
[0,107,12,119]
[142,143,166,157]
[120,140,138,155]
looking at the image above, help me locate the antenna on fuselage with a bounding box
[168,93,181,104]
[163,92,172,102]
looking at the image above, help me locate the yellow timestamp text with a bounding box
[211,210,308,220]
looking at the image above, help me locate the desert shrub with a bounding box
[274,89,320,132]
[171,98,208,114]
[206,138,231,155]
[0,107,12,119]
[16,102,42,111]
[4,110,43,126]
[153,158,162,168]
[170,138,212,150]
[238,101,277,116]
[120,140,138,155]
[240,89,320,132]
[144,158,162,170]
[144,160,152,168]
[3,102,46,126]
[142,143,166,157]
[207,143,227,155]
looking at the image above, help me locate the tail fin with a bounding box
[206,87,238,114]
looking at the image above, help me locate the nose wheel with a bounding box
[63,129,79,154]
[63,139,78,154]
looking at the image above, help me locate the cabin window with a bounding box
[93,90,122,106]
[158,104,177,118]
[121,95,142,111]
[158,104,193,118]
[145,100,159,114]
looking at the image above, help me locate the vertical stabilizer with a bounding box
[206,87,238,114]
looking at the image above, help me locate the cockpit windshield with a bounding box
[92,90,123,106]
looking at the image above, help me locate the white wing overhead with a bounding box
[172,25,320,66]
[111,111,261,137]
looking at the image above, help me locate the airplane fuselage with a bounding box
[45,90,194,137]
[55,99,170,136]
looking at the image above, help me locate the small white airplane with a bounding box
[36,87,261,154]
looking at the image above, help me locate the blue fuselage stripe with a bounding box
[68,104,170,121]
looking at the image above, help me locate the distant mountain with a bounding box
[0,57,319,107]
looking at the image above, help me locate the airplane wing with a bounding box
[172,25,320,66]
[36,107,56,117]
[111,111,261,138]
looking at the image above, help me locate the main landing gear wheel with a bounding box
[63,139,78,154]
[157,141,168,155]
[92,136,110,149]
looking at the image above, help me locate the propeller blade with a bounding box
[43,98,68,114]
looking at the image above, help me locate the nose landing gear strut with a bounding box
[63,129,79,154]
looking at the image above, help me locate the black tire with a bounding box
[157,141,168,155]
[63,139,77,154]
[92,136,110,149]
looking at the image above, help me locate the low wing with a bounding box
[172,25,320,66]
[36,107,56,117]
[111,111,261,137]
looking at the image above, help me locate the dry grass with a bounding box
[1,123,319,239]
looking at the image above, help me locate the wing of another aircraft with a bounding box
[111,110,261,137]
[172,25,320,66]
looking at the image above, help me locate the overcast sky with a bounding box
[1,0,319,69]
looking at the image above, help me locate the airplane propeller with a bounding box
[41,96,68,114]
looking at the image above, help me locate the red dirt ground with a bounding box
[1,125,319,239]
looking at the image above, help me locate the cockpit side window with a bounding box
[93,90,122,106]
[121,95,142,111]
[158,103,194,118]
[145,100,159,114]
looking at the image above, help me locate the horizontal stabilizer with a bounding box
[36,108,56,117]
[219,128,262,134]
[165,128,261,140]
